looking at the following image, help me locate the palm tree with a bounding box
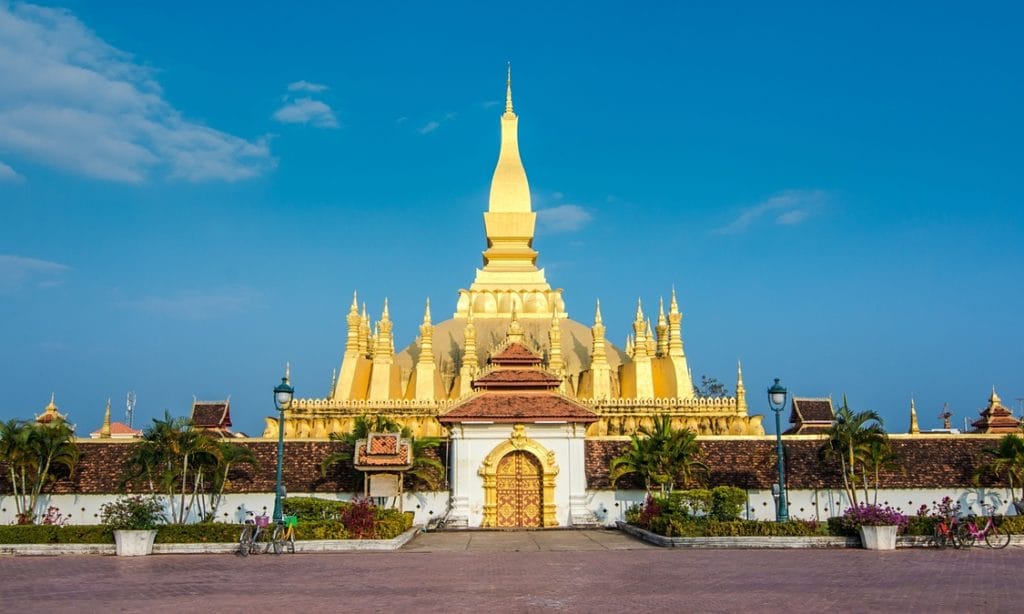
[610,415,708,494]
[822,396,886,506]
[973,433,1024,504]
[0,418,78,523]
[321,415,444,492]
[205,441,257,521]
[862,437,900,504]
[122,411,221,524]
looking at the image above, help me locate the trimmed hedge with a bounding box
[0,506,412,544]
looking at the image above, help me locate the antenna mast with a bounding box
[126,391,137,428]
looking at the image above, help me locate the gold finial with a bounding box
[990,386,1001,405]
[737,361,744,384]
[909,397,920,434]
[505,61,513,114]
[635,298,644,320]
[658,297,666,323]
[45,392,57,412]
[423,297,432,324]
[381,298,390,320]
[595,299,603,324]
[350,291,358,312]
[100,398,112,438]
[670,286,679,313]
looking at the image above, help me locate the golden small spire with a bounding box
[46,392,57,412]
[670,286,679,313]
[423,297,432,324]
[909,397,921,434]
[381,298,390,321]
[736,361,744,386]
[990,386,1001,405]
[505,61,513,114]
[594,299,603,325]
[100,398,112,438]
[350,290,358,313]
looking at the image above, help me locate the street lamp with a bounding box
[767,378,789,522]
[272,364,294,523]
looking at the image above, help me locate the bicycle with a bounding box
[269,514,298,555]
[932,514,961,549]
[956,504,1011,549]
[237,512,271,556]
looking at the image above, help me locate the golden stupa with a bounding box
[264,68,764,440]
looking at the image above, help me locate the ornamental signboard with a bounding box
[369,473,401,497]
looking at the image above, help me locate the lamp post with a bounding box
[272,364,294,523]
[767,377,789,522]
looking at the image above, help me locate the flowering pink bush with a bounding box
[840,503,908,529]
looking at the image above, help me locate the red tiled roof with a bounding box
[788,397,834,425]
[439,392,598,423]
[489,342,543,365]
[473,369,562,388]
[191,401,231,429]
[354,436,412,469]
[368,433,399,454]
[89,422,143,438]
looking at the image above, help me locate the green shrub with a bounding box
[283,496,346,521]
[645,518,828,538]
[669,489,711,517]
[0,525,109,544]
[905,515,938,536]
[154,523,243,544]
[710,486,746,521]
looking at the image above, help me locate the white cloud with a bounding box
[0,3,274,182]
[287,80,328,93]
[0,160,21,181]
[272,97,338,128]
[0,255,70,292]
[419,120,440,135]
[117,288,258,319]
[714,189,828,234]
[537,204,593,233]
[481,100,501,109]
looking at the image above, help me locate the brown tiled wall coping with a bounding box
[0,440,447,494]
[0,435,1007,494]
[586,434,1009,490]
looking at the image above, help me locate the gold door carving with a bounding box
[494,451,543,528]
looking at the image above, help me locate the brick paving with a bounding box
[2,530,1023,612]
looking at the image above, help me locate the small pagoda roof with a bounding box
[473,368,562,389]
[354,433,413,470]
[35,393,69,425]
[439,392,598,424]
[488,341,544,366]
[191,399,232,430]
[785,397,835,435]
[971,388,1020,434]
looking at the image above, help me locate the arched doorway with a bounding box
[495,450,543,528]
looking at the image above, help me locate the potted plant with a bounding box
[101,496,165,556]
[841,503,908,550]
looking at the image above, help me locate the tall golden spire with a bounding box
[458,66,561,320]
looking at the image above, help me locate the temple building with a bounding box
[262,69,764,527]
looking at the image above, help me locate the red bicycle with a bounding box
[933,514,961,549]
[956,504,1011,549]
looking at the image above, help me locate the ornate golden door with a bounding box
[494,451,543,528]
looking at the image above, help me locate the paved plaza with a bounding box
[2,530,1023,612]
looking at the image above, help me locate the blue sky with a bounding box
[1,1,1021,437]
